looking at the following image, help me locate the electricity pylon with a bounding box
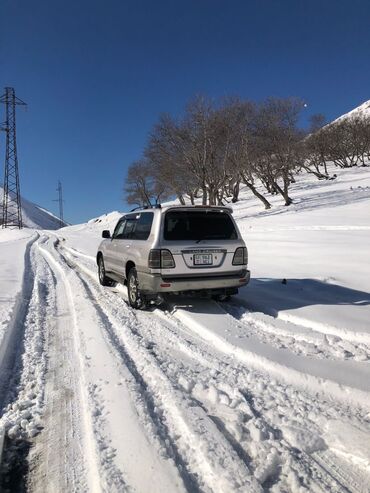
[0,87,26,229]
[54,180,64,228]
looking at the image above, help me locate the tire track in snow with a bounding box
[233,294,370,346]
[55,240,370,492]
[136,312,370,493]
[28,237,100,493]
[58,245,266,485]
[41,238,190,493]
[171,300,370,408]
[221,303,370,362]
[164,305,370,491]
[276,311,370,346]
[312,450,370,493]
[65,239,370,370]
[1,235,78,489]
[54,238,263,493]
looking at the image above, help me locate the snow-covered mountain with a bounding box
[332,99,370,124]
[0,186,66,229]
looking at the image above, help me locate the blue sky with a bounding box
[1,0,370,224]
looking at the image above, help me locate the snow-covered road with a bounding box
[1,166,370,492]
[1,232,367,492]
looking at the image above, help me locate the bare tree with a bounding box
[304,114,370,176]
[125,95,345,211]
[325,120,360,168]
[303,128,331,179]
[183,96,233,205]
[309,113,326,133]
[125,159,169,207]
[145,114,197,205]
[219,98,272,209]
[252,98,305,205]
[146,96,236,206]
[347,116,370,165]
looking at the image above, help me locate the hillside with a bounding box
[0,186,66,229]
[332,98,370,123]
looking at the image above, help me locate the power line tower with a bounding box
[54,180,64,228]
[0,87,27,229]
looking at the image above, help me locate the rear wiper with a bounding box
[195,235,227,243]
[195,236,212,243]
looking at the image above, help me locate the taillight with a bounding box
[148,249,161,268]
[161,249,175,268]
[232,247,248,265]
[148,249,175,269]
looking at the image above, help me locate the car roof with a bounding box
[124,205,233,216]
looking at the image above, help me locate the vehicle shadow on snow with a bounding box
[169,278,370,316]
[237,278,370,314]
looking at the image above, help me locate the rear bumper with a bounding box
[138,269,250,294]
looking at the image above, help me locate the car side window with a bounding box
[132,212,154,240]
[112,220,126,239]
[122,218,137,239]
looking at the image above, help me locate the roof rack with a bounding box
[164,204,233,213]
[129,204,161,212]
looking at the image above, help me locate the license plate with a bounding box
[193,253,213,265]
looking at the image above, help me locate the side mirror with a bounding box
[102,230,111,239]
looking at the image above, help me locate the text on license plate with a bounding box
[193,253,213,265]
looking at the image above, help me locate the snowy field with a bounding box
[0,165,370,492]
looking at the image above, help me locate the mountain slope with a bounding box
[0,186,66,229]
[332,99,370,124]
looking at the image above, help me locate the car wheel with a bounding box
[127,267,147,309]
[98,256,115,287]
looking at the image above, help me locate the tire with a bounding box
[98,256,115,287]
[127,267,147,309]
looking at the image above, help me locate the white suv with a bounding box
[97,205,250,309]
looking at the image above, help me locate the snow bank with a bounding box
[0,230,36,370]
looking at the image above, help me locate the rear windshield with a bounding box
[164,210,238,241]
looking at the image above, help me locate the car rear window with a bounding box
[164,210,237,241]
